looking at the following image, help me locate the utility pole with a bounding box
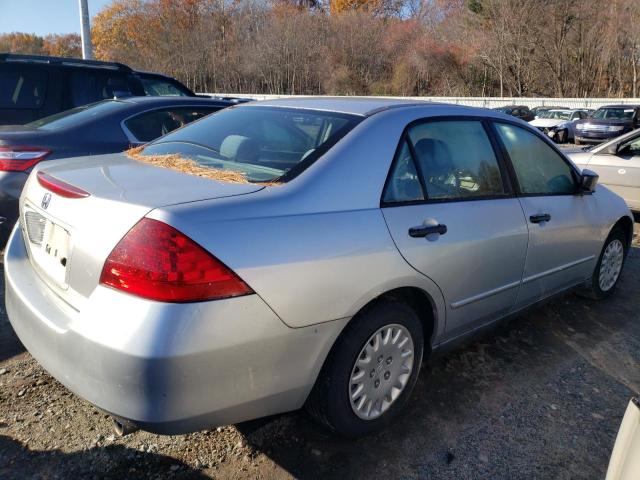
[78,0,93,59]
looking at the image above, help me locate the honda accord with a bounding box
[5,98,634,437]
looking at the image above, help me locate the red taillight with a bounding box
[100,218,253,303]
[37,171,90,199]
[0,146,51,171]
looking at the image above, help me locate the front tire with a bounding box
[556,129,567,143]
[577,227,627,300]
[306,301,424,437]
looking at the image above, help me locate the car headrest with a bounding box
[220,135,260,163]
[413,138,453,174]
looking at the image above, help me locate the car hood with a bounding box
[576,118,632,126]
[529,118,567,128]
[566,151,592,167]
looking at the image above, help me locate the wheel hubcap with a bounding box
[349,324,414,420]
[599,239,624,292]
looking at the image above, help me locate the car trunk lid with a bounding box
[19,153,263,310]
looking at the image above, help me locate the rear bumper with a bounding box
[5,225,346,434]
[0,172,28,245]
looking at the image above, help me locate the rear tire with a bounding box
[306,301,424,437]
[577,227,627,300]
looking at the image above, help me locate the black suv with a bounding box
[0,53,196,125]
[493,105,535,122]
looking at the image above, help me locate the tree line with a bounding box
[3,0,640,98]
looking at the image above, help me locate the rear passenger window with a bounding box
[495,123,576,195]
[124,107,218,142]
[0,67,47,109]
[407,120,506,200]
[69,70,130,107]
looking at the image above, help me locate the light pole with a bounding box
[78,0,93,59]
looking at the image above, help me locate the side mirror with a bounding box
[580,169,599,193]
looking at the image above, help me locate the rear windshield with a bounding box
[139,75,192,96]
[139,106,361,182]
[592,107,635,120]
[26,100,126,130]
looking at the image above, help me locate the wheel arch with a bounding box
[308,285,441,397]
[613,215,634,251]
[304,285,441,417]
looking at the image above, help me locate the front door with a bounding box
[381,119,529,339]
[492,122,604,308]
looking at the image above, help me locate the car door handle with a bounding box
[530,213,551,224]
[409,224,448,237]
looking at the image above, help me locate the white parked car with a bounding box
[529,109,590,143]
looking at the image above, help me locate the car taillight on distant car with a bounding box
[100,218,254,303]
[0,147,51,171]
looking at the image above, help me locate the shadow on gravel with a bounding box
[0,265,25,363]
[0,435,208,480]
[0,320,25,363]
[237,245,640,479]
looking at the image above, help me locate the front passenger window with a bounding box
[495,123,576,195]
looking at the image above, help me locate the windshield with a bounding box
[494,107,510,113]
[26,100,126,130]
[140,106,361,183]
[591,107,635,120]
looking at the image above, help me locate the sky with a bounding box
[0,0,113,36]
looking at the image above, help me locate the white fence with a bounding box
[204,94,640,109]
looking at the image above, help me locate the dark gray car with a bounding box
[0,96,245,242]
[574,105,640,144]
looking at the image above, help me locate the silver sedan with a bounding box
[569,128,640,213]
[5,98,634,437]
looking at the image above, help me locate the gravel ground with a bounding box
[0,221,638,480]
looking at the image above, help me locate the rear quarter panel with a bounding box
[149,107,455,334]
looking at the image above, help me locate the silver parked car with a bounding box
[5,98,634,437]
[528,108,589,143]
[569,128,640,212]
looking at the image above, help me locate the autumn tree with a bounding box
[43,34,82,58]
[0,33,44,54]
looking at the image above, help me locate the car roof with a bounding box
[117,96,238,106]
[0,53,131,72]
[244,97,470,116]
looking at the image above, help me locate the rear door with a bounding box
[63,68,131,110]
[492,121,603,307]
[587,134,640,211]
[382,118,529,339]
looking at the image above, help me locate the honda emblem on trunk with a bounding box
[41,193,52,210]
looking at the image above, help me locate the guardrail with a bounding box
[203,94,640,109]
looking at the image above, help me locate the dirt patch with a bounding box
[126,147,281,186]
